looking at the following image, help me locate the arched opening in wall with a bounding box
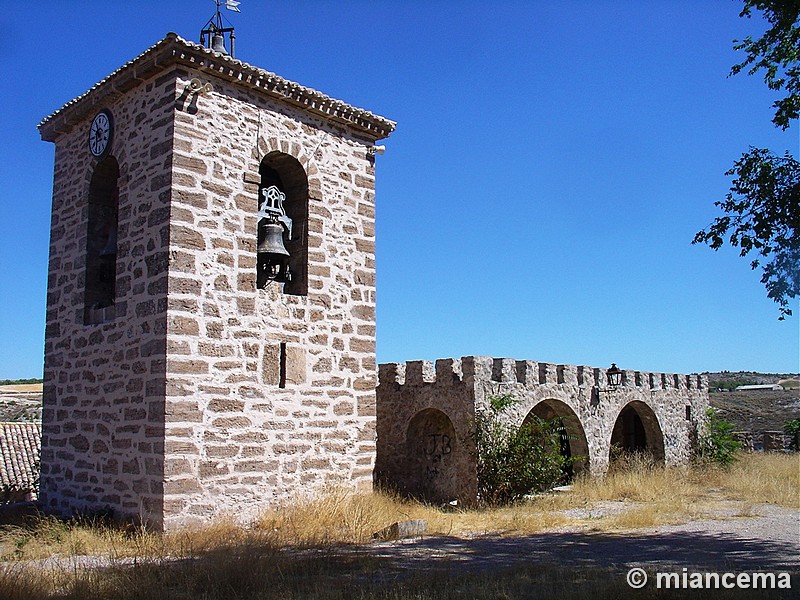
[258,152,308,295]
[84,156,120,325]
[609,401,666,466]
[404,408,459,503]
[524,399,589,481]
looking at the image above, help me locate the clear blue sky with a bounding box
[1,1,797,379]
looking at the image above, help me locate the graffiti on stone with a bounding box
[405,409,458,502]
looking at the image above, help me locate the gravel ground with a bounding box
[3,503,797,580]
[368,503,800,574]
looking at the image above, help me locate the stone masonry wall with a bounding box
[376,359,479,504]
[40,70,178,527]
[161,70,379,527]
[377,356,708,506]
[42,55,384,528]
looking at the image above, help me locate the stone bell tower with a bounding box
[38,32,394,529]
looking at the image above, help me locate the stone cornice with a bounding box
[38,33,396,142]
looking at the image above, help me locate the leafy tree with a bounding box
[731,0,800,130]
[785,417,800,450]
[0,378,43,386]
[694,1,799,319]
[695,407,742,467]
[472,394,574,506]
[693,148,799,319]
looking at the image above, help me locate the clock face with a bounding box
[88,110,113,159]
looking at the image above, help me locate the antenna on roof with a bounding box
[200,0,241,57]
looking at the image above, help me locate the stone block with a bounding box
[285,346,306,385]
[374,519,427,541]
[262,344,280,386]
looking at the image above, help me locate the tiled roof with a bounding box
[38,32,396,142]
[0,422,41,495]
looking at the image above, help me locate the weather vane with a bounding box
[200,0,241,57]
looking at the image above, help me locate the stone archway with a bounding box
[404,408,459,503]
[609,401,666,464]
[524,399,590,480]
[258,151,309,295]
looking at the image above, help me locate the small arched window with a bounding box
[84,157,120,324]
[257,152,308,295]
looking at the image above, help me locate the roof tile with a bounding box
[0,422,41,496]
[39,33,395,141]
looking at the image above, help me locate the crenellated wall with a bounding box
[377,356,708,505]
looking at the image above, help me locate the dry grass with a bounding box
[0,552,793,600]
[715,452,800,508]
[0,453,797,598]
[531,451,800,530]
[251,485,575,543]
[3,453,797,561]
[253,485,438,544]
[0,515,162,562]
[0,559,681,600]
[0,383,43,393]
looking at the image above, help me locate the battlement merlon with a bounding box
[377,356,708,391]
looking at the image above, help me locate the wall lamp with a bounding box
[607,363,623,388]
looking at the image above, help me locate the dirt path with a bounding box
[368,504,800,574]
[2,503,797,581]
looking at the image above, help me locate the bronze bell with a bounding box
[257,222,290,258]
[210,34,228,55]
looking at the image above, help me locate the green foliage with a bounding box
[0,379,43,386]
[693,148,799,319]
[711,378,758,391]
[732,1,800,130]
[696,408,742,467]
[473,394,573,506]
[694,2,800,319]
[784,418,800,450]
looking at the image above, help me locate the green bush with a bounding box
[696,407,741,467]
[784,418,800,451]
[0,378,43,386]
[473,394,573,506]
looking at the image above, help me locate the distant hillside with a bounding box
[704,371,799,391]
[0,378,43,387]
[0,384,43,422]
[703,372,799,434]
[710,390,799,433]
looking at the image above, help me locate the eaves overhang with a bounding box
[38,32,396,143]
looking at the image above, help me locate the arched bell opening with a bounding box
[84,156,120,324]
[257,152,308,295]
[524,399,590,482]
[404,408,459,503]
[609,401,666,466]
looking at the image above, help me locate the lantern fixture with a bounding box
[607,363,623,388]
